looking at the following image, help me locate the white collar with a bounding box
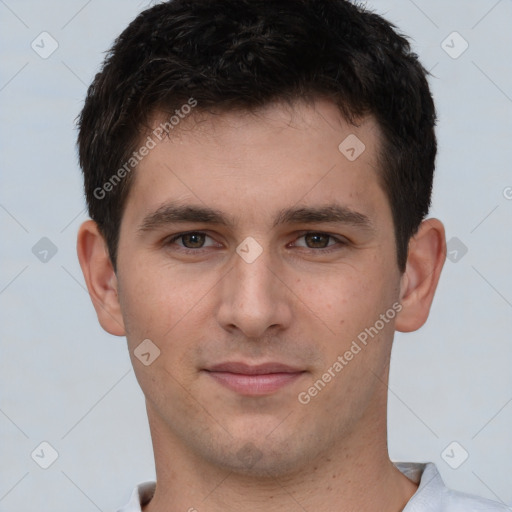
[117,462,509,511]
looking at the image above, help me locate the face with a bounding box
[115,99,403,477]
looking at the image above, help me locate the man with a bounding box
[76,0,507,510]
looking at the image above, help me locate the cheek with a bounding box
[297,265,387,332]
[293,260,399,389]
[298,269,397,414]
[119,259,173,321]
[117,257,219,356]
[118,263,209,402]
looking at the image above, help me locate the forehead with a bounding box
[122,99,388,230]
[149,98,379,153]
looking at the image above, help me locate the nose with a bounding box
[215,243,293,339]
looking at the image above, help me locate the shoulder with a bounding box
[441,488,511,511]
[116,481,156,512]
[396,462,511,512]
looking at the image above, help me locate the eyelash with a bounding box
[164,231,348,254]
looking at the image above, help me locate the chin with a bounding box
[201,435,314,479]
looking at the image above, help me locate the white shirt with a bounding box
[117,462,510,511]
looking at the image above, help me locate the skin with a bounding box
[78,98,446,512]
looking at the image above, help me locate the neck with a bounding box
[142,398,418,512]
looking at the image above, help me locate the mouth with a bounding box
[203,362,307,396]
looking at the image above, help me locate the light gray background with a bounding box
[1,0,511,511]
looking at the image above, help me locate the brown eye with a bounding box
[291,232,348,252]
[166,231,217,250]
[304,233,331,248]
[180,232,206,248]
[294,233,338,249]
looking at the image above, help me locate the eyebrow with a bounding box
[272,205,373,231]
[138,202,374,233]
[138,204,235,232]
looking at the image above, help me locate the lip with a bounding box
[204,362,306,395]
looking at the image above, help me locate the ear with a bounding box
[77,220,126,336]
[395,218,446,333]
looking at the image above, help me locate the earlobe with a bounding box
[395,218,446,333]
[77,220,126,336]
